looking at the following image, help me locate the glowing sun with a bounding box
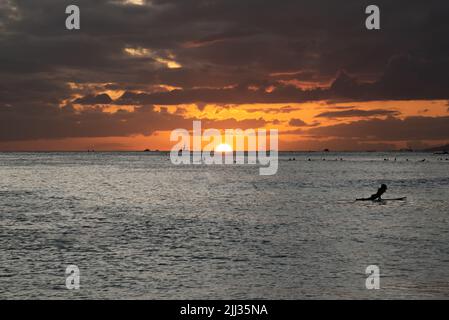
[215,143,233,153]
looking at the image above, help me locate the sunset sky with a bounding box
[1,0,449,151]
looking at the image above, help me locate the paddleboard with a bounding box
[356,197,407,201]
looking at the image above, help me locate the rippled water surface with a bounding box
[1,152,449,299]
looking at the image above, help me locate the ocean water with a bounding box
[0,152,448,300]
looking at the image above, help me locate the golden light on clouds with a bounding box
[124,47,182,69]
[154,57,182,69]
[157,84,182,92]
[124,47,151,57]
[52,92,449,151]
[122,0,145,5]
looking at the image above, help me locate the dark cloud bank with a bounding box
[1,0,449,147]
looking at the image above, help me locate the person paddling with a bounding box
[357,184,388,201]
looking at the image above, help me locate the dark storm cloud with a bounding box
[0,104,181,141]
[328,106,357,110]
[288,119,308,127]
[316,109,400,118]
[0,104,267,141]
[328,56,449,101]
[1,0,449,142]
[3,0,449,90]
[246,105,300,114]
[111,54,449,105]
[202,118,266,130]
[114,84,321,105]
[307,116,449,141]
[74,94,113,105]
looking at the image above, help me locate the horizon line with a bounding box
[0,149,438,153]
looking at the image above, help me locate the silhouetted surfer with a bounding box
[357,184,387,201]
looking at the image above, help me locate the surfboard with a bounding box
[356,197,407,201]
